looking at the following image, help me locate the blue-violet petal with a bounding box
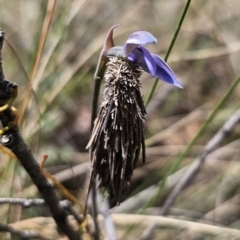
[124,31,157,55]
[129,47,157,77]
[152,54,183,88]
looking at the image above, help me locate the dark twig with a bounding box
[160,108,240,215]
[0,29,4,79]
[0,30,80,240]
[0,222,40,239]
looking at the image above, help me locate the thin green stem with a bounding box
[143,75,240,209]
[91,63,107,129]
[145,0,192,107]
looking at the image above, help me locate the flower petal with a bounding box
[128,47,156,77]
[124,31,157,55]
[152,54,183,88]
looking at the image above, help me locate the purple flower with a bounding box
[108,31,182,88]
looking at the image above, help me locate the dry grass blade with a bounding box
[160,109,240,215]
[111,214,240,239]
[8,216,79,240]
[19,0,57,123]
[169,41,240,63]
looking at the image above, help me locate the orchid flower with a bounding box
[107,31,182,88]
[88,29,182,204]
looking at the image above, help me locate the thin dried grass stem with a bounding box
[19,0,57,124]
[112,214,240,238]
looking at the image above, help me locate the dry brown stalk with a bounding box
[87,57,146,204]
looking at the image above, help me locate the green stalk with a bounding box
[145,0,192,107]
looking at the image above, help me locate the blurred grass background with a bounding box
[0,0,240,239]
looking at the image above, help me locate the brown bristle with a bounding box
[87,57,146,204]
